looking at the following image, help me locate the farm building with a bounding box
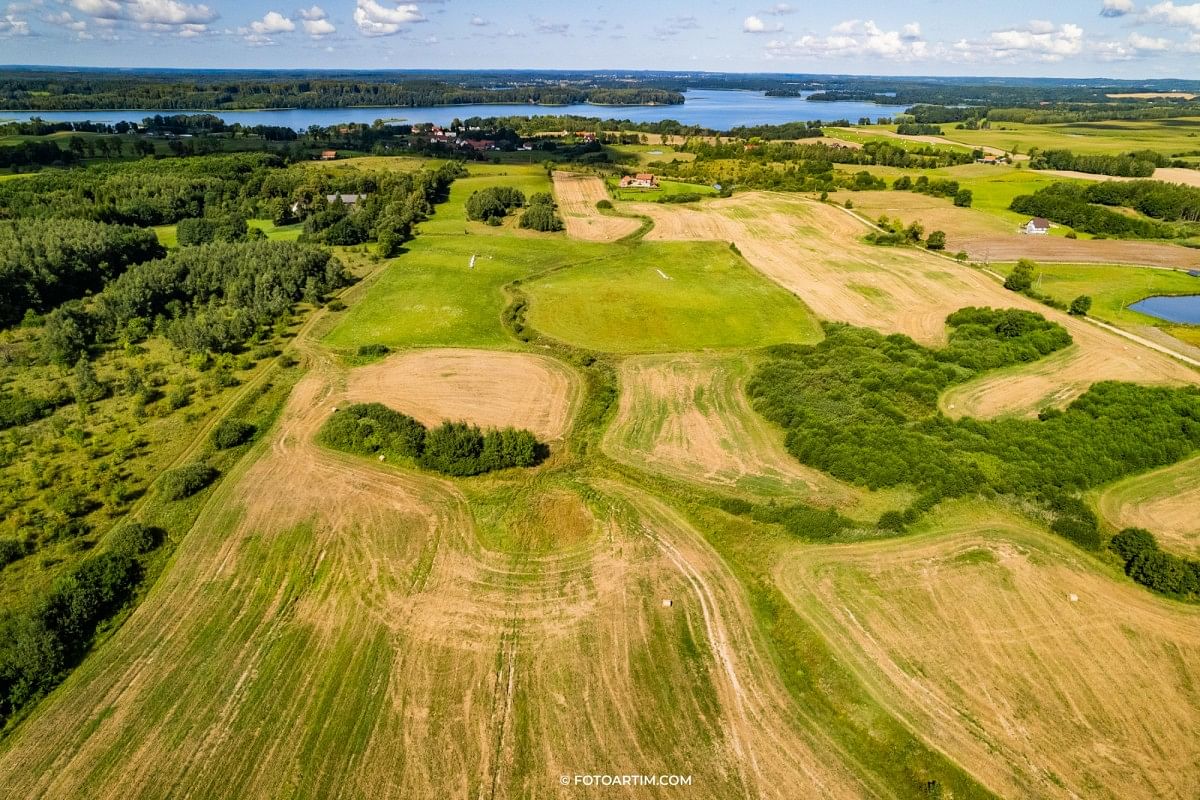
[620,173,659,189]
[1021,217,1051,235]
[319,150,338,160]
[326,194,369,208]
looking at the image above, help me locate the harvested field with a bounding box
[958,234,1200,269]
[0,348,866,800]
[344,348,579,440]
[603,354,869,510]
[631,192,1199,415]
[1037,167,1200,188]
[551,171,641,242]
[777,503,1200,800]
[1096,454,1200,556]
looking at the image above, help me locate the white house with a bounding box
[1022,217,1050,235]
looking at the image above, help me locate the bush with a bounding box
[356,343,390,358]
[1004,259,1036,292]
[1110,527,1157,563]
[926,230,947,250]
[0,538,30,569]
[596,199,613,210]
[159,462,219,500]
[1069,295,1093,316]
[107,522,163,556]
[319,402,426,458]
[519,203,564,232]
[465,186,525,221]
[1127,550,1200,596]
[211,418,256,449]
[953,189,973,208]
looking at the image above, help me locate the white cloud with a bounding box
[764,3,793,14]
[70,0,216,25]
[250,10,293,33]
[469,14,487,26]
[981,21,1084,61]
[0,12,29,34]
[297,5,323,19]
[743,15,781,33]
[1101,0,1135,16]
[353,0,423,36]
[1129,30,1171,47]
[766,19,929,60]
[302,16,333,35]
[1144,1,1200,28]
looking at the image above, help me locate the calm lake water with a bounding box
[1129,294,1200,324]
[0,89,909,131]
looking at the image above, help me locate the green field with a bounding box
[936,118,1200,156]
[609,178,717,202]
[994,261,1200,328]
[525,241,821,352]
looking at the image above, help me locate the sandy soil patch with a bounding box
[1096,454,1200,556]
[778,512,1200,799]
[345,348,579,440]
[632,192,1199,416]
[551,171,641,242]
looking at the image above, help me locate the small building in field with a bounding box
[1022,217,1051,235]
[619,173,659,189]
[319,150,338,161]
[327,193,368,208]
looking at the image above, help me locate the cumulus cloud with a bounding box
[250,10,293,33]
[766,19,929,60]
[981,20,1084,61]
[743,15,781,33]
[69,0,217,28]
[1129,30,1171,47]
[353,0,423,36]
[298,5,333,36]
[1101,0,1135,16]
[1144,1,1200,28]
[0,12,29,34]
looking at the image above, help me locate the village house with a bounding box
[326,193,369,208]
[1021,217,1051,235]
[319,150,338,161]
[619,173,659,189]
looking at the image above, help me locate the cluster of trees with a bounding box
[1109,528,1200,599]
[1082,179,1200,222]
[896,123,943,136]
[38,240,347,363]
[723,122,827,140]
[0,520,163,725]
[465,186,526,224]
[747,311,1200,547]
[865,216,946,250]
[680,138,976,170]
[319,403,546,476]
[518,193,564,232]
[1010,184,1181,239]
[0,139,79,170]
[158,463,219,500]
[0,219,165,328]
[1028,148,1163,178]
[892,175,974,207]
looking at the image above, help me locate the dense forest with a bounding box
[0,72,682,110]
[1028,148,1167,177]
[748,309,1200,548]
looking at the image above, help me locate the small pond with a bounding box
[1129,294,1200,324]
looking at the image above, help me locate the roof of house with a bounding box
[327,194,368,204]
[635,173,656,181]
[321,150,337,157]
[1027,217,1050,228]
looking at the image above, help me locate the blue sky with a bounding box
[2,0,1199,78]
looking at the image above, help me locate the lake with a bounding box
[0,89,909,131]
[1129,294,1200,324]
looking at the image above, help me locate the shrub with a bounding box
[159,462,218,500]
[108,522,163,556]
[0,538,30,569]
[211,418,256,449]
[953,189,973,208]
[319,403,426,458]
[519,203,564,232]
[1069,295,1093,316]
[926,230,947,250]
[596,199,613,210]
[1128,550,1200,596]
[1004,259,1035,292]
[356,343,390,358]
[1110,527,1157,563]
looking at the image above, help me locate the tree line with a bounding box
[1028,148,1165,178]
[1009,183,1184,239]
[747,309,1200,549]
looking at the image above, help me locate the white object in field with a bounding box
[662,599,673,608]
[332,406,338,413]
[656,269,672,280]
[469,254,477,270]
[378,455,386,462]
[1068,593,1079,603]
